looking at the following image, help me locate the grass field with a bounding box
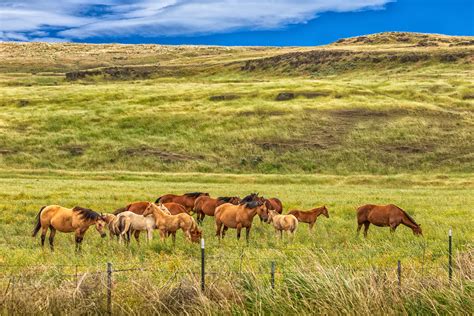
[0,32,473,314]
[0,171,473,314]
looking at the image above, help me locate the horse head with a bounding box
[267,209,278,223]
[322,206,329,218]
[413,224,423,236]
[95,214,107,238]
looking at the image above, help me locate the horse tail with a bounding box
[113,206,128,215]
[291,216,298,233]
[32,206,46,237]
[120,217,131,236]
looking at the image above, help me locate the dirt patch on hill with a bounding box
[209,94,240,101]
[120,146,203,162]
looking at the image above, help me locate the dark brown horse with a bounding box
[155,192,209,212]
[194,196,241,224]
[288,206,329,231]
[114,201,178,216]
[356,204,422,237]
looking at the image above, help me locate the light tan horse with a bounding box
[214,194,269,241]
[267,210,298,239]
[32,205,107,251]
[116,211,156,244]
[102,213,121,240]
[142,203,201,243]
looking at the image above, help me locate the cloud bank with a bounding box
[0,0,393,42]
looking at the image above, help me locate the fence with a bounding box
[0,230,464,314]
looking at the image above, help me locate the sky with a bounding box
[0,0,473,45]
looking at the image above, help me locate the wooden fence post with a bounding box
[107,262,112,315]
[271,261,275,290]
[201,238,205,292]
[448,229,453,282]
[397,260,401,288]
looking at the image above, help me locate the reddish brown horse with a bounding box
[194,196,241,224]
[114,201,184,216]
[356,204,422,237]
[155,192,209,212]
[265,198,283,214]
[288,206,329,231]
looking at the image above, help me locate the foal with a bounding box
[288,206,329,231]
[267,210,298,239]
[116,211,155,244]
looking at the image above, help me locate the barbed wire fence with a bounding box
[0,230,468,315]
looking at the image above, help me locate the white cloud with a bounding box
[0,0,394,41]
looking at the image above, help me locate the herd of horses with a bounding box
[31,192,423,251]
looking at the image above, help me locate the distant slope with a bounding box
[0,32,473,174]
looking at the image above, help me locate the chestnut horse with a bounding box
[288,206,329,231]
[265,198,283,214]
[113,201,175,215]
[214,194,269,241]
[194,196,241,224]
[155,192,209,212]
[142,203,201,243]
[356,204,422,237]
[32,205,107,251]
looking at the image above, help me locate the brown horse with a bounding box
[288,206,329,231]
[214,194,269,241]
[155,192,209,212]
[32,205,107,251]
[113,201,174,215]
[194,196,241,224]
[356,204,422,237]
[265,198,283,214]
[142,203,202,243]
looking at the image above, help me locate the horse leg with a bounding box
[75,233,84,253]
[134,230,140,244]
[363,222,370,238]
[159,229,166,242]
[245,226,251,243]
[222,226,229,239]
[172,232,176,245]
[40,225,48,248]
[309,222,315,232]
[147,229,153,242]
[215,221,222,239]
[48,227,56,251]
[236,224,242,240]
[279,230,283,239]
[356,223,363,236]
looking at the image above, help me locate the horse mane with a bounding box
[73,206,101,221]
[217,196,233,203]
[242,200,262,209]
[396,206,419,226]
[239,193,259,205]
[184,192,208,198]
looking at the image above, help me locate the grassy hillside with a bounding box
[0,32,473,175]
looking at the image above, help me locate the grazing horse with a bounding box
[116,211,155,244]
[102,213,121,240]
[142,203,201,243]
[267,210,298,239]
[32,205,107,251]
[155,192,209,212]
[214,194,269,241]
[288,206,329,231]
[194,196,241,224]
[356,204,422,237]
[113,201,172,215]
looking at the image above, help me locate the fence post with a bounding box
[448,229,452,282]
[107,262,112,315]
[201,238,205,292]
[397,260,401,288]
[271,261,275,290]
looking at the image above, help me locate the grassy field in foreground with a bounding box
[0,172,472,314]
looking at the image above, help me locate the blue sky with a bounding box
[0,0,472,45]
